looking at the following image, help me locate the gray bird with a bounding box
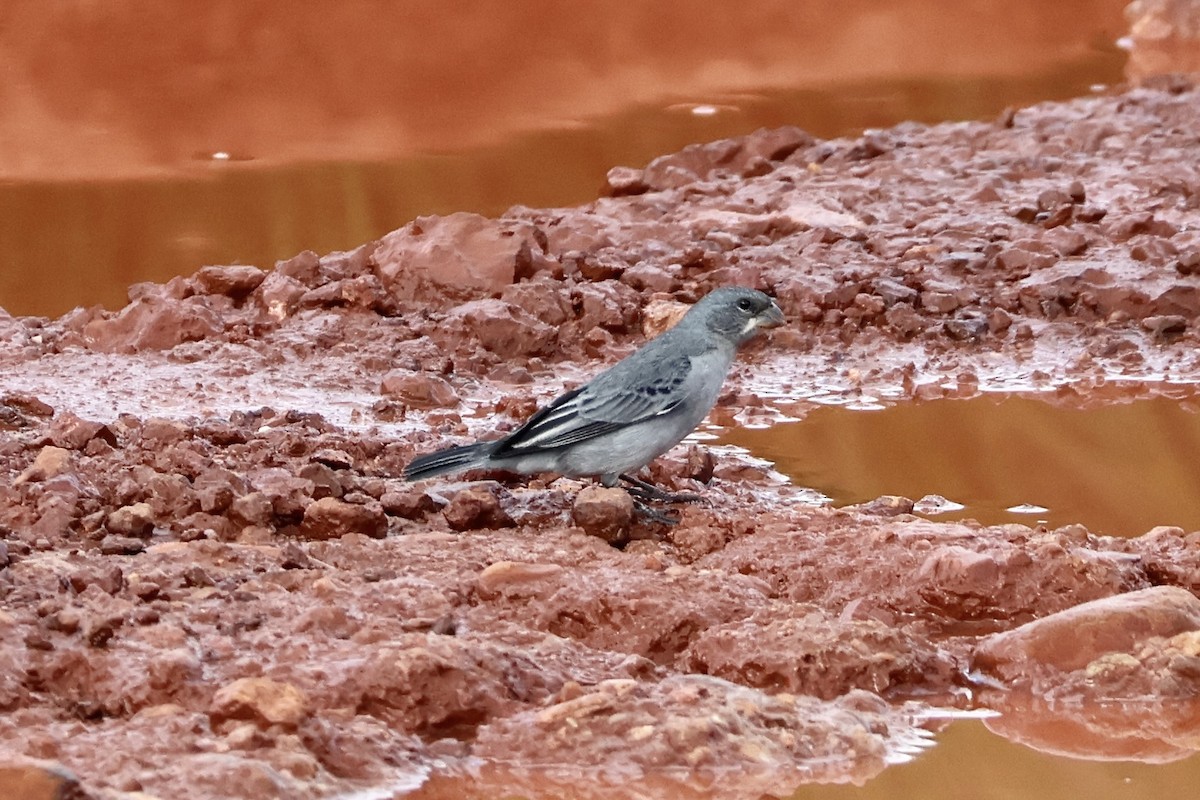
[403,287,784,511]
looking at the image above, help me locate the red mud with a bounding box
[4,78,1200,798]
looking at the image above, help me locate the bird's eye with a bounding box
[736,298,754,312]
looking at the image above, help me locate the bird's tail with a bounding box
[403,441,495,482]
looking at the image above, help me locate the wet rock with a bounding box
[1141,314,1188,338]
[298,462,343,500]
[571,486,634,543]
[48,413,116,450]
[973,586,1200,683]
[883,304,927,337]
[684,609,957,698]
[379,370,459,408]
[106,502,155,538]
[140,416,188,444]
[640,298,688,339]
[871,277,918,306]
[442,484,515,531]
[851,496,915,516]
[943,315,987,340]
[249,469,315,520]
[473,675,911,787]
[300,497,388,540]
[82,296,223,352]
[500,281,573,327]
[380,488,442,519]
[256,270,307,319]
[0,760,89,800]
[620,263,678,293]
[193,265,267,298]
[987,307,1014,334]
[374,212,543,296]
[66,564,125,595]
[683,446,716,484]
[99,535,146,555]
[603,165,649,196]
[476,561,566,600]
[15,446,72,484]
[275,249,322,285]
[194,467,248,514]
[1176,249,1200,275]
[441,299,557,358]
[311,449,353,470]
[229,491,275,526]
[210,677,309,728]
[1104,211,1178,242]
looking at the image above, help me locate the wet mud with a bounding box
[4,77,1200,798]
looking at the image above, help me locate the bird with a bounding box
[403,286,785,515]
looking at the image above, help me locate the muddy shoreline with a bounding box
[4,77,1200,799]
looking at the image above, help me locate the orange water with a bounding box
[723,396,1200,538]
[0,0,1128,318]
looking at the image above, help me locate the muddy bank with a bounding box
[4,78,1200,798]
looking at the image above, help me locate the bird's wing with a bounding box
[492,353,693,456]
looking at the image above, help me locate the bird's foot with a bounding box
[619,473,704,505]
[632,500,681,526]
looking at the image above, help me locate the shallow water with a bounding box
[792,719,1200,800]
[722,396,1200,537]
[0,0,1128,318]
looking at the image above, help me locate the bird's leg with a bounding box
[619,473,704,504]
[632,499,681,526]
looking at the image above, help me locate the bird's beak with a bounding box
[756,302,785,329]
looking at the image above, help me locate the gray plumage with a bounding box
[403,286,784,487]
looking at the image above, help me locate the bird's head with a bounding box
[691,287,785,346]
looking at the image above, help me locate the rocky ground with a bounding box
[3,76,1200,799]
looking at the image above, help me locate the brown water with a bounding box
[723,396,1200,538]
[792,719,1200,800]
[0,0,1129,318]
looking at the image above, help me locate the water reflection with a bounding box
[721,396,1200,537]
[0,1,1128,317]
[788,720,1200,800]
[980,691,1200,764]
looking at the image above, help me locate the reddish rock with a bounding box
[603,166,649,196]
[106,502,155,538]
[499,280,573,327]
[374,212,543,297]
[249,469,316,520]
[210,677,309,728]
[473,676,907,787]
[193,265,267,298]
[973,586,1200,682]
[684,609,957,699]
[300,497,388,540]
[139,417,189,444]
[442,484,515,531]
[15,446,71,484]
[48,413,115,450]
[275,249,322,285]
[379,371,459,408]
[476,561,566,600]
[380,488,441,519]
[229,491,275,526]
[193,467,248,514]
[440,299,557,358]
[2,392,54,418]
[82,297,223,352]
[571,486,634,543]
[255,270,307,319]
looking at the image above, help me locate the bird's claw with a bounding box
[620,473,706,505]
[633,500,682,526]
